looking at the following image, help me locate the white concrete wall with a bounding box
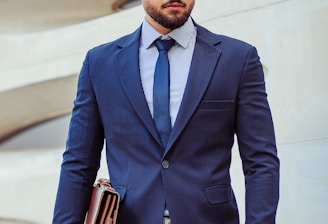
[0,0,327,223]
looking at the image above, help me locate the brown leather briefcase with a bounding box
[85,178,120,224]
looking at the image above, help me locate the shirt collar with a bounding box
[141,17,195,49]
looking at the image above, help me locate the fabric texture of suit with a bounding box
[53,23,279,224]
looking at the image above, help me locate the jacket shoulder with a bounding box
[196,24,254,51]
[87,26,141,58]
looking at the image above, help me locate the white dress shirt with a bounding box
[139,17,197,127]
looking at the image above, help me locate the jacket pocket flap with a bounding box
[205,185,232,204]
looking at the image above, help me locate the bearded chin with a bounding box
[146,4,192,30]
[154,11,190,30]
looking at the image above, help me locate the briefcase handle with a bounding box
[85,178,120,224]
[97,178,113,189]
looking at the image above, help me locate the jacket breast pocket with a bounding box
[198,100,234,111]
[205,185,233,205]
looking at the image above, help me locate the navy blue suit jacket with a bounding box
[53,23,279,224]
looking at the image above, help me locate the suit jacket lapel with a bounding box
[165,25,223,153]
[113,25,223,151]
[115,27,162,145]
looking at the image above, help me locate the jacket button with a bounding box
[162,160,170,169]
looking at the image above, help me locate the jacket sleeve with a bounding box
[53,51,104,224]
[235,46,280,224]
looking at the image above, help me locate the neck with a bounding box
[145,15,172,35]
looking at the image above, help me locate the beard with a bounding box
[145,1,194,30]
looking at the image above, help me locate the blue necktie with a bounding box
[153,39,175,147]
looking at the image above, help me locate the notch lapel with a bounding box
[165,28,222,153]
[115,28,162,146]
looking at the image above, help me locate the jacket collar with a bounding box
[115,23,223,153]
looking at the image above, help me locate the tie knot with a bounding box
[155,39,175,52]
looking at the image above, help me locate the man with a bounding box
[53,0,279,223]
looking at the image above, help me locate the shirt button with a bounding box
[162,160,170,169]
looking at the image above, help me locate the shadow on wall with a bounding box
[0,75,77,145]
[0,115,70,150]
